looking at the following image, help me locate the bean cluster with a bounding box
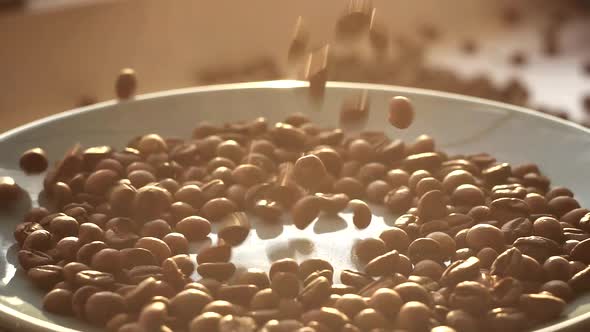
[11,111,590,332]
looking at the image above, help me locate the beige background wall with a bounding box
[0,0,587,131]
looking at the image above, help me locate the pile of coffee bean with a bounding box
[9,103,590,332]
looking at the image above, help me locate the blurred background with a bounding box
[0,0,589,132]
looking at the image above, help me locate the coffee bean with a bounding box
[449,281,490,314]
[218,284,259,307]
[393,282,432,305]
[200,197,238,221]
[217,212,250,245]
[354,238,387,263]
[28,265,64,290]
[84,291,126,326]
[540,280,573,301]
[299,259,333,281]
[489,198,530,223]
[383,186,413,213]
[476,247,498,269]
[133,185,173,221]
[91,248,122,273]
[440,257,481,287]
[452,184,485,207]
[397,301,432,331]
[379,227,410,252]
[491,277,523,307]
[466,224,504,251]
[43,288,73,315]
[482,163,511,185]
[418,190,447,221]
[49,215,79,240]
[485,307,527,332]
[333,177,364,199]
[169,289,213,322]
[75,270,115,288]
[115,68,137,99]
[404,152,443,172]
[340,269,372,290]
[513,236,560,263]
[548,196,580,218]
[301,307,349,331]
[408,237,443,262]
[162,232,189,255]
[135,237,172,264]
[314,193,349,215]
[189,312,223,332]
[20,147,49,173]
[365,180,391,204]
[519,292,565,322]
[388,96,414,129]
[197,262,236,281]
[292,195,323,230]
[533,216,562,242]
[501,217,532,243]
[365,250,400,277]
[347,199,372,229]
[491,247,524,278]
[425,231,456,260]
[174,216,211,241]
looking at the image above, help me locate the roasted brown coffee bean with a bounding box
[200,197,238,221]
[217,212,250,245]
[133,185,173,221]
[379,227,410,252]
[271,272,300,299]
[23,229,52,251]
[412,260,444,281]
[440,256,481,287]
[397,301,432,331]
[140,219,172,239]
[501,217,532,243]
[519,292,566,321]
[0,176,22,207]
[449,281,490,314]
[388,96,414,129]
[251,288,280,310]
[365,180,391,204]
[418,190,447,221]
[269,259,299,280]
[28,265,64,290]
[84,291,127,326]
[13,222,43,246]
[365,250,399,277]
[299,259,333,280]
[333,177,364,199]
[393,282,432,305]
[570,238,590,264]
[347,199,372,229]
[301,307,349,331]
[491,277,523,307]
[127,265,164,284]
[115,68,137,99]
[513,236,560,263]
[217,284,259,307]
[197,262,236,281]
[353,308,387,330]
[485,307,527,332]
[443,170,476,192]
[367,287,402,316]
[91,248,122,273]
[533,216,562,242]
[189,312,223,332]
[20,147,49,173]
[49,215,79,240]
[292,195,323,230]
[384,186,413,213]
[197,242,231,264]
[233,268,270,290]
[76,270,115,288]
[135,237,172,264]
[415,177,443,198]
[43,288,73,315]
[548,196,580,218]
[426,232,456,260]
[482,163,511,185]
[78,222,105,244]
[168,288,213,322]
[466,224,504,251]
[452,184,485,207]
[23,207,50,224]
[404,152,443,172]
[354,238,387,263]
[408,237,443,262]
[163,232,189,255]
[340,269,372,290]
[72,285,101,318]
[202,300,243,316]
[490,197,530,223]
[476,247,498,269]
[446,309,478,332]
[174,216,211,241]
[540,280,573,301]
[333,293,367,320]
[84,169,119,196]
[271,122,307,150]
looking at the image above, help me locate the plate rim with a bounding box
[1,80,589,332]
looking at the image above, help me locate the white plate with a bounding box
[1,81,589,332]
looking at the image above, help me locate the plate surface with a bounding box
[1,80,590,332]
